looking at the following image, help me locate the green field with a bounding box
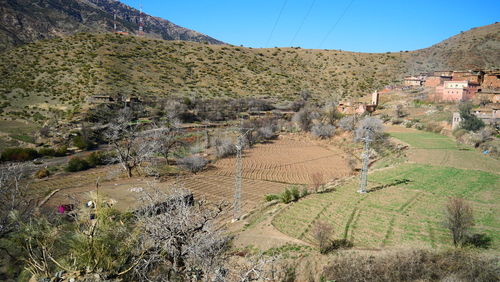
[272,164,500,250]
[388,129,500,174]
[389,131,462,150]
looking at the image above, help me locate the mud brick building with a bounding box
[482,72,500,90]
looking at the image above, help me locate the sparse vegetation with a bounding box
[177,155,208,173]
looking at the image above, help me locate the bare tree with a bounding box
[355,117,385,141]
[292,108,318,132]
[312,221,333,254]
[150,120,183,165]
[322,102,342,125]
[339,115,359,132]
[444,197,474,247]
[0,163,33,237]
[133,188,230,281]
[104,108,155,177]
[177,155,208,173]
[311,124,336,139]
[215,137,237,158]
[395,104,406,118]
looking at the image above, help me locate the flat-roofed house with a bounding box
[473,105,500,124]
[404,76,423,87]
[442,81,471,101]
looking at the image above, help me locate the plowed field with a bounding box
[208,136,352,185]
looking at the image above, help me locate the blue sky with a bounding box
[121,0,499,53]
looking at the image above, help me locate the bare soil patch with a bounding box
[208,135,352,185]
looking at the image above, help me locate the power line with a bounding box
[265,0,289,47]
[289,0,316,46]
[318,0,355,49]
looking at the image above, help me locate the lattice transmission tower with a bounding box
[358,134,372,194]
[233,122,253,221]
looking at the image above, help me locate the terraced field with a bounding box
[38,135,352,215]
[387,126,500,174]
[273,164,499,249]
[208,136,352,184]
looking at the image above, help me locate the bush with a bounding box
[300,187,309,198]
[35,168,50,179]
[86,151,107,167]
[66,157,90,172]
[1,147,39,162]
[214,138,237,158]
[311,124,336,138]
[292,108,315,131]
[424,122,443,133]
[281,188,293,204]
[38,147,56,157]
[338,115,358,131]
[265,194,280,202]
[72,135,95,150]
[177,155,208,173]
[278,186,304,204]
[38,146,67,157]
[321,249,498,282]
[255,126,275,141]
[452,128,467,139]
[459,102,485,132]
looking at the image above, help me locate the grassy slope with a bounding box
[0,32,405,121]
[273,128,500,250]
[0,22,497,123]
[273,164,499,250]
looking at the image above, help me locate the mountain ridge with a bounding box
[0,0,224,52]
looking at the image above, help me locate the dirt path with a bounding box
[232,208,312,250]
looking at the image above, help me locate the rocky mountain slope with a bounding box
[406,22,500,73]
[0,0,223,52]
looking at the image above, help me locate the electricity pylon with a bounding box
[233,122,253,221]
[358,130,373,194]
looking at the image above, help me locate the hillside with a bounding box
[0,22,499,124]
[0,0,223,53]
[0,32,404,122]
[406,22,500,74]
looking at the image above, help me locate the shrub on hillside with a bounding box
[1,147,39,162]
[321,249,498,282]
[214,138,237,158]
[338,115,358,131]
[73,135,96,150]
[86,151,107,167]
[292,108,316,132]
[423,122,443,133]
[311,124,336,139]
[66,157,90,172]
[35,168,50,179]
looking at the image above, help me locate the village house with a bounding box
[434,71,453,77]
[452,70,484,85]
[475,90,500,104]
[424,75,452,87]
[482,71,500,90]
[404,76,424,87]
[441,81,472,102]
[473,105,500,124]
